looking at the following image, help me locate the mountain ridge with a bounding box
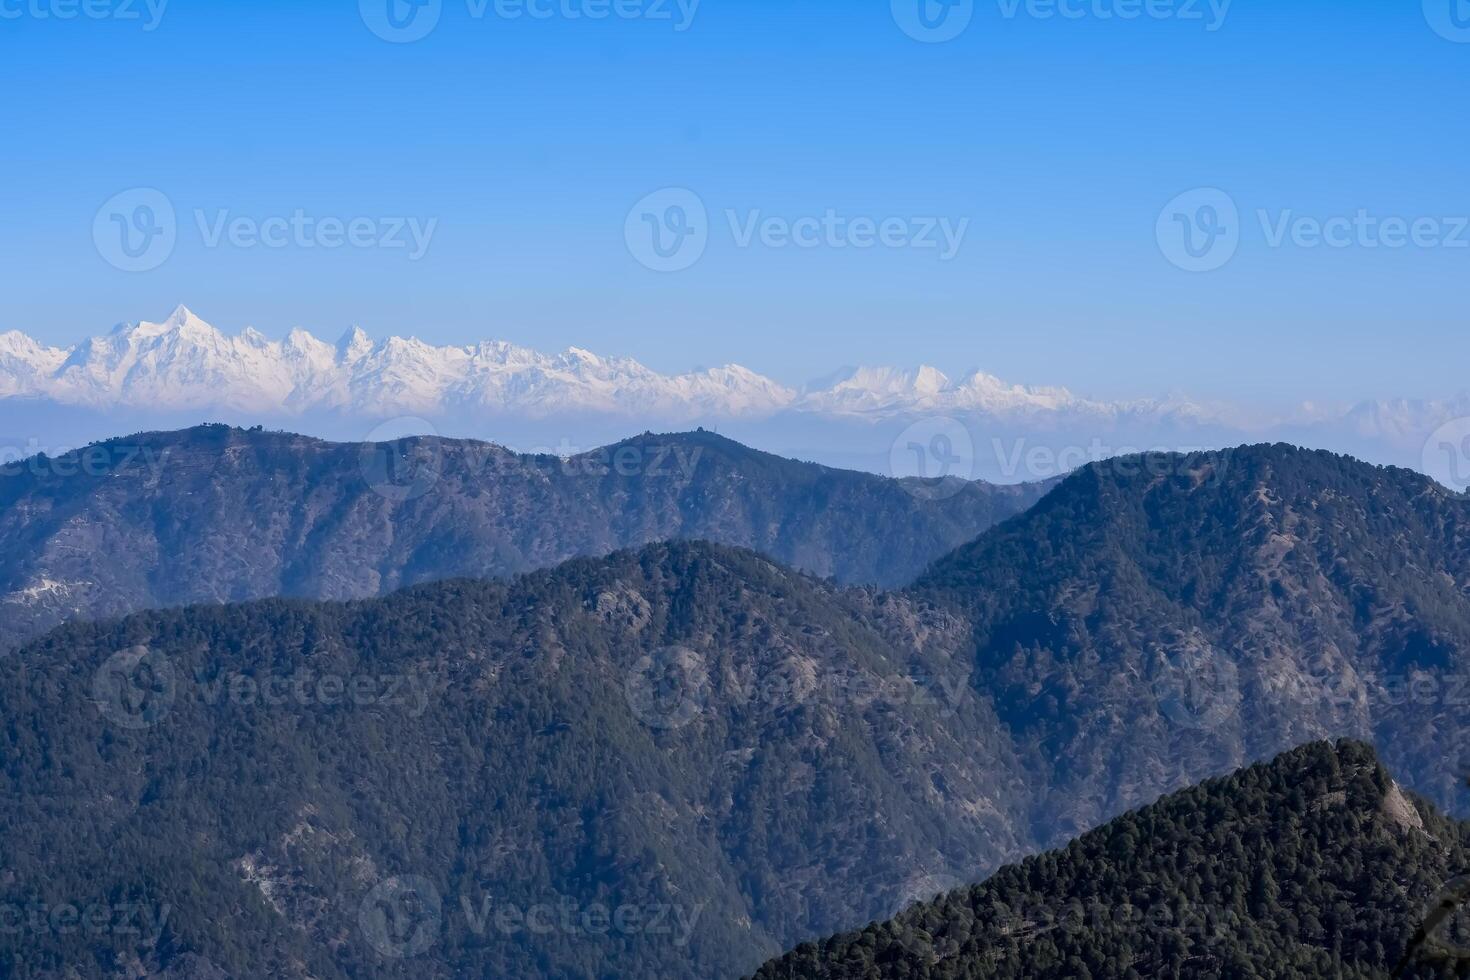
[749,739,1470,979]
[0,306,1236,424]
[0,423,1049,651]
[8,440,1470,975]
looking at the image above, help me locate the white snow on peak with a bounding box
[0,309,800,419]
[0,307,1249,427]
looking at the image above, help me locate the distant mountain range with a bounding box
[0,425,1047,651]
[5,439,1470,977]
[752,740,1470,979]
[5,307,1467,484]
[0,306,1211,422]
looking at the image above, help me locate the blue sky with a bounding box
[1,0,1465,406]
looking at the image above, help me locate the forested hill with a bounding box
[0,424,1046,648]
[0,541,1034,979]
[751,740,1470,979]
[8,443,1470,977]
[909,444,1470,839]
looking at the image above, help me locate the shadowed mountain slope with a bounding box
[914,445,1470,842]
[0,424,1046,649]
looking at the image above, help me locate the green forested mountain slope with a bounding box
[0,543,1032,979]
[0,424,1045,649]
[6,445,1470,977]
[916,445,1470,842]
[752,740,1470,980]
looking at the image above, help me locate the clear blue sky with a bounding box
[1,0,1465,405]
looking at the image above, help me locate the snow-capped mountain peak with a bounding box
[0,306,1238,428]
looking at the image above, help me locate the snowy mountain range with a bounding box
[1,306,1465,484]
[0,305,1235,424]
